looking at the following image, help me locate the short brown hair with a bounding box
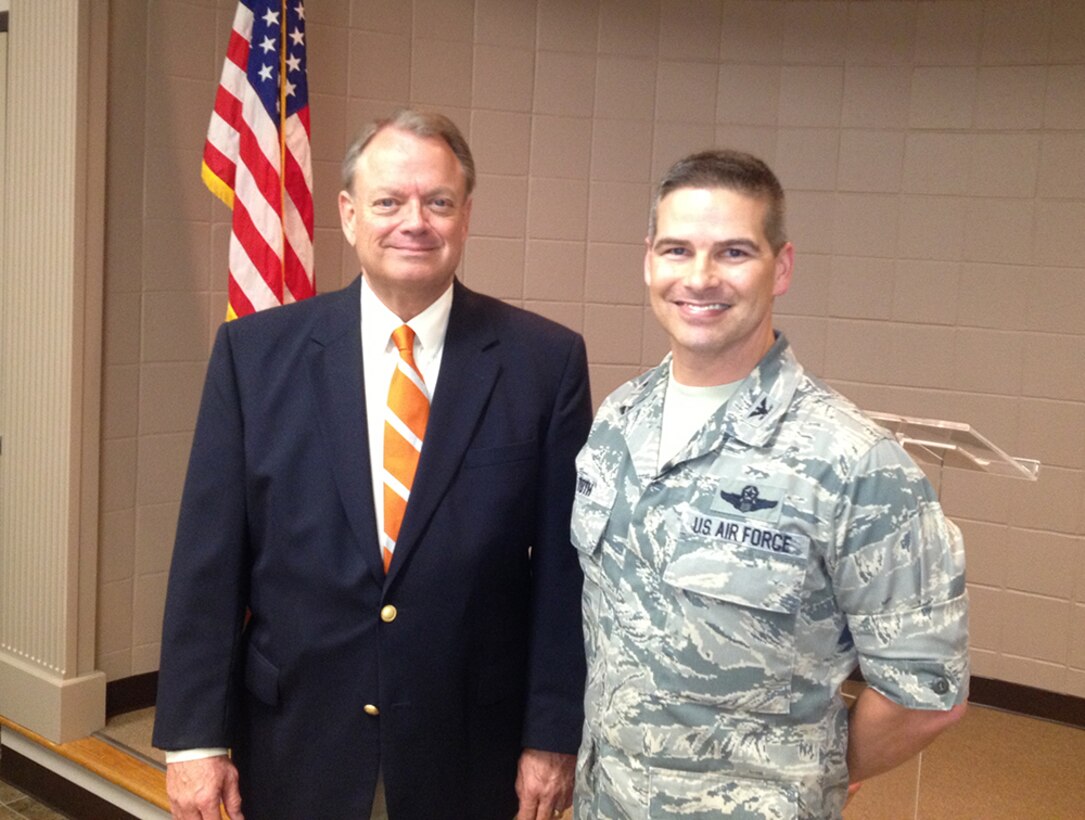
[649,149,787,251]
[341,109,476,196]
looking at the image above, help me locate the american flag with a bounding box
[202,0,315,319]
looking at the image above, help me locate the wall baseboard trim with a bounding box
[968,676,1085,728]
[0,720,168,819]
[106,672,159,719]
[0,745,138,820]
[848,670,1085,728]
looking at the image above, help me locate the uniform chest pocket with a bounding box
[658,537,808,715]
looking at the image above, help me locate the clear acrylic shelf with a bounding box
[865,411,1040,481]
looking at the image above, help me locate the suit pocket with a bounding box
[463,439,537,468]
[244,643,281,706]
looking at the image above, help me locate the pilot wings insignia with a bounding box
[720,484,778,513]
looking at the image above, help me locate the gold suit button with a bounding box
[363,704,380,716]
[380,604,397,623]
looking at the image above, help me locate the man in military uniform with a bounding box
[572,150,969,818]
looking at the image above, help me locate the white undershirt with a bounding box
[658,363,743,471]
[165,278,453,765]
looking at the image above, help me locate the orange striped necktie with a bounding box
[382,325,429,572]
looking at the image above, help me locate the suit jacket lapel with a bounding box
[307,278,385,583]
[386,282,500,583]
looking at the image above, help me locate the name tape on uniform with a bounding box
[685,511,809,556]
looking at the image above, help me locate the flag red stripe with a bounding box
[212,85,243,132]
[202,140,235,190]
[283,154,313,238]
[236,116,281,213]
[227,273,256,318]
[232,197,284,302]
[225,28,249,71]
[283,242,314,302]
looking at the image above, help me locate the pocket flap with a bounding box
[463,439,537,467]
[663,541,807,615]
[244,643,280,706]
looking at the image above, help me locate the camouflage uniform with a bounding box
[572,334,968,819]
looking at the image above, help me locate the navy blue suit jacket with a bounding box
[153,278,591,819]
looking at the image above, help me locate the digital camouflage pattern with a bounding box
[572,334,968,819]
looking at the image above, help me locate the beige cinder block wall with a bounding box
[98,0,1085,700]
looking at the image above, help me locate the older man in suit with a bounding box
[153,110,591,820]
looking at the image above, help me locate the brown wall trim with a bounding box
[106,672,159,718]
[848,670,1085,728]
[969,676,1085,728]
[0,745,137,820]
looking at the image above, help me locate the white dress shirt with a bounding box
[360,275,452,541]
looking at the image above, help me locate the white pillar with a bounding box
[0,0,107,743]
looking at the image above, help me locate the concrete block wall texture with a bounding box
[97,0,1085,699]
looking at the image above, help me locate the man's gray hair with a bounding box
[341,108,476,196]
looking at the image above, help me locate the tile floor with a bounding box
[3,700,1084,819]
[846,701,1085,818]
[0,774,67,820]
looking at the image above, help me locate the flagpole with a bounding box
[278,0,288,299]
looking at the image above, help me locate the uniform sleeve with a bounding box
[831,438,969,711]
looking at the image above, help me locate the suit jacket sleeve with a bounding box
[522,331,592,753]
[153,322,250,750]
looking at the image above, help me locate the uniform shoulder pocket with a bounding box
[571,468,616,559]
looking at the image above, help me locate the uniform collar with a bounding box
[722,332,803,448]
[617,332,803,467]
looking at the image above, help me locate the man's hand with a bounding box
[166,755,244,820]
[515,748,575,820]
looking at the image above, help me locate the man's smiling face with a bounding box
[338,126,472,320]
[644,186,793,386]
